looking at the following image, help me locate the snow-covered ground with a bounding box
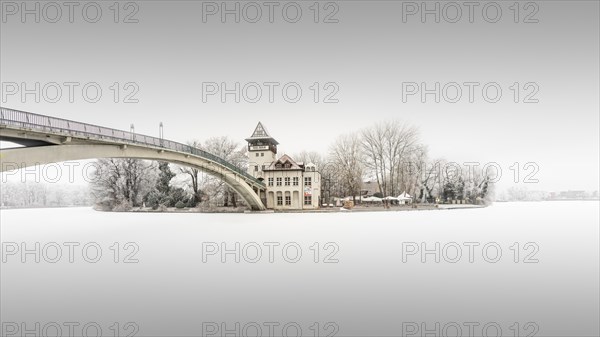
[1,201,598,336]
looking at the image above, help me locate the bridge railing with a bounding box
[0,107,264,187]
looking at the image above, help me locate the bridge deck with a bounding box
[0,107,265,188]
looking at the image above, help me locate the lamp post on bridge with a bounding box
[130,124,135,141]
[159,122,164,146]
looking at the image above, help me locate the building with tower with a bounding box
[246,122,321,210]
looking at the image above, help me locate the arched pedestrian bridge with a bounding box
[0,107,267,210]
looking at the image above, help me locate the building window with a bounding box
[262,165,266,170]
[268,178,273,186]
[284,163,291,168]
[284,177,290,186]
[261,153,264,157]
[277,196,283,206]
[276,177,282,186]
[304,177,312,187]
[304,195,312,205]
[285,196,291,205]
[255,153,259,157]
[276,163,282,168]
[254,165,258,171]
[293,177,299,186]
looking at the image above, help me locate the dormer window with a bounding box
[284,163,291,169]
[276,163,282,169]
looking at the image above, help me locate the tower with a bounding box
[246,122,278,178]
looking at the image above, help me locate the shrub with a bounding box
[169,187,188,207]
[112,199,133,212]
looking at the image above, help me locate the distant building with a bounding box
[246,122,321,210]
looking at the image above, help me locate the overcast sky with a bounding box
[1,0,598,193]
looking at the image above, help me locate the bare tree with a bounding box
[420,158,444,203]
[329,132,364,203]
[180,140,203,206]
[294,151,325,169]
[361,123,387,196]
[462,164,494,204]
[387,121,420,196]
[362,121,420,197]
[175,137,249,208]
[203,136,247,167]
[90,158,156,210]
[207,136,246,207]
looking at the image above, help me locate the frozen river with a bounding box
[1,201,598,336]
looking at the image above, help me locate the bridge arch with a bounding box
[0,144,266,210]
[0,107,266,210]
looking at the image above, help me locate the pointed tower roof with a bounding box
[245,122,279,145]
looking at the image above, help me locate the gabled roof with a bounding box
[264,154,303,170]
[245,122,279,145]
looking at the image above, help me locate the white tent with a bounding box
[397,191,413,204]
[383,196,398,201]
[362,196,383,203]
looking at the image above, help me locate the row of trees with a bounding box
[90,137,248,211]
[302,120,494,205]
[0,182,91,208]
